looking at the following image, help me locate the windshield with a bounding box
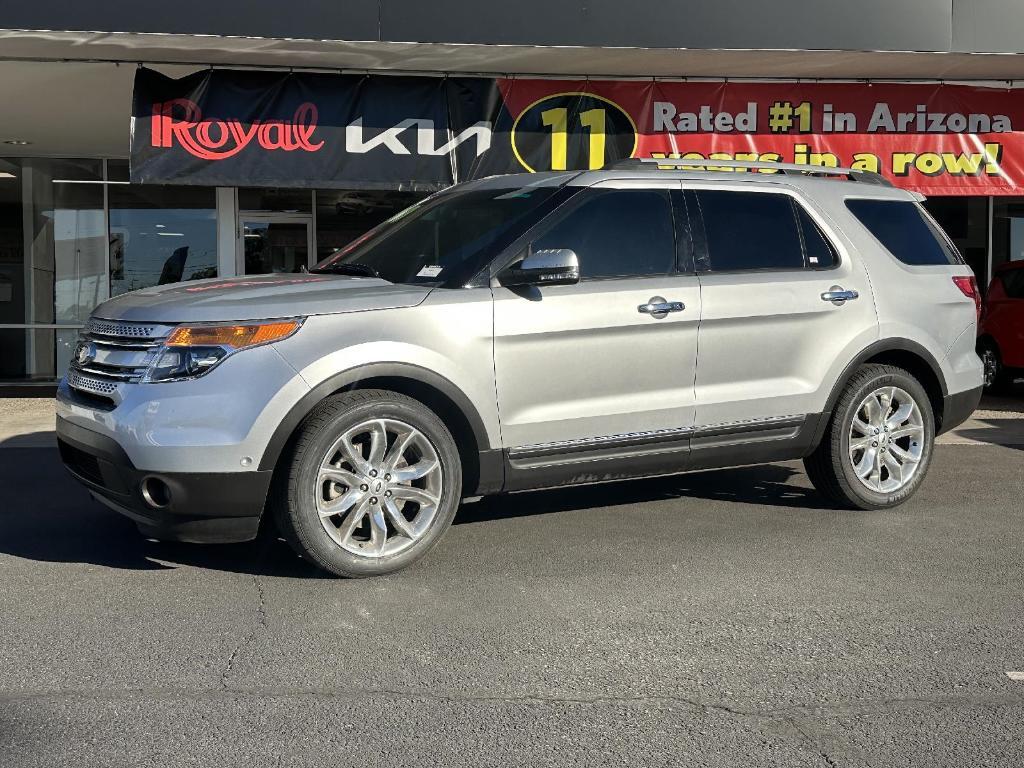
[312,185,572,287]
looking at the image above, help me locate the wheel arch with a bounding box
[259,363,503,496]
[813,339,949,446]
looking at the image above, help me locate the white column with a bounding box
[986,196,994,288]
[216,187,238,278]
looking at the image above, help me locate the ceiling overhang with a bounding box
[5,29,1024,80]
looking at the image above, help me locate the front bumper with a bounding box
[57,416,271,543]
[56,339,310,475]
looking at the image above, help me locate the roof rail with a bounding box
[608,157,892,186]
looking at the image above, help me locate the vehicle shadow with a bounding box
[0,438,327,579]
[455,463,824,525]
[0,434,829,577]
[944,417,1024,451]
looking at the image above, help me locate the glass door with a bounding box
[238,214,313,275]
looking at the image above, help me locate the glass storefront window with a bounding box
[107,174,217,296]
[314,189,425,262]
[0,157,104,380]
[992,198,1024,287]
[239,187,312,213]
[242,220,310,274]
[1,164,431,383]
[0,328,82,382]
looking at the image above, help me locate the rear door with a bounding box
[492,180,701,452]
[689,185,877,428]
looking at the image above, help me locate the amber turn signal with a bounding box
[166,320,301,349]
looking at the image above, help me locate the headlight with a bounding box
[144,319,302,382]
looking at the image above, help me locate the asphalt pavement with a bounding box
[1,403,1022,767]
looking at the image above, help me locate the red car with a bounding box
[978,260,1024,391]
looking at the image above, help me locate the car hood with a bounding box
[91,273,432,323]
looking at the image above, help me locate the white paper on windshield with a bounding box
[416,265,444,278]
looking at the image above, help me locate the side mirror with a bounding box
[500,249,580,287]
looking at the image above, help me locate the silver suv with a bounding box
[57,160,984,577]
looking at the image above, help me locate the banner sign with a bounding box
[132,67,1024,195]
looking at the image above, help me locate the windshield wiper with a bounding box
[310,263,384,279]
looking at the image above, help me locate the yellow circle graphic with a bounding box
[510,91,639,173]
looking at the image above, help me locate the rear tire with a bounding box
[272,389,462,577]
[804,364,935,510]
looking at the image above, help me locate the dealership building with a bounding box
[3,0,1024,387]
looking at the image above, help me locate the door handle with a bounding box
[638,298,685,315]
[821,288,859,304]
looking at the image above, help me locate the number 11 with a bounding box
[540,107,607,171]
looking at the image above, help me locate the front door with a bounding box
[492,180,701,458]
[239,215,313,275]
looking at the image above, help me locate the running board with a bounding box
[503,414,819,491]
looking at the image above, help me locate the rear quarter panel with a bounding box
[829,194,980,393]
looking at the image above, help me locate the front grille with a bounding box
[66,319,176,401]
[86,319,161,338]
[58,439,104,487]
[66,369,118,394]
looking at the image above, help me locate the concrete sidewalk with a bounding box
[3,394,1023,449]
[937,404,1024,445]
[0,398,55,448]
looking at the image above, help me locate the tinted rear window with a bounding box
[846,199,963,266]
[1001,268,1024,299]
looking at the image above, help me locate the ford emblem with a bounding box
[74,341,95,366]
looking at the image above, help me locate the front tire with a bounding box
[272,389,462,577]
[804,364,935,510]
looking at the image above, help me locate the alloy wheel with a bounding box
[848,386,925,494]
[315,418,443,558]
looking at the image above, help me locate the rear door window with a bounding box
[695,190,805,271]
[1000,269,1024,298]
[846,199,963,266]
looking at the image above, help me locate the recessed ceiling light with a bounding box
[4,139,31,146]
